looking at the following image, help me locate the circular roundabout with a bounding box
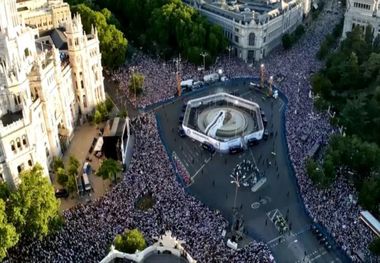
[182,92,265,152]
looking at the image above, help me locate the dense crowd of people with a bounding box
[7,5,379,263]
[7,114,273,262]
[258,8,377,262]
[110,5,378,262]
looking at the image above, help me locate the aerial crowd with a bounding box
[6,5,378,263]
[7,114,273,262]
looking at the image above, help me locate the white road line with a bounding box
[310,250,328,262]
[278,101,285,112]
[191,156,212,180]
[249,148,258,167]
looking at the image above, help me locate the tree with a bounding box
[52,156,64,172]
[105,97,114,112]
[71,4,128,68]
[369,237,380,256]
[66,172,77,194]
[0,182,10,200]
[7,164,60,239]
[93,110,103,125]
[96,159,122,183]
[56,167,68,187]
[358,177,380,213]
[114,228,146,253]
[282,33,293,49]
[69,156,80,171]
[0,199,18,261]
[67,156,80,194]
[129,72,144,96]
[294,25,305,38]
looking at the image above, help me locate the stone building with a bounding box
[185,0,311,62]
[0,0,105,187]
[342,0,380,38]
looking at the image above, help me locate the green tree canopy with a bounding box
[52,156,64,172]
[97,159,122,183]
[129,72,144,96]
[8,164,60,239]
[114,228,146,253]
[71,4,128,68]
[0,182,10,201]
[95,0,227,65]
[369,237,380,256]
[56,167,68,187]
[0,199,18,261]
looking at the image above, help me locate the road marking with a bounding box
[309,250,328,262]
[190,155,212,182]
[278,101,285,112]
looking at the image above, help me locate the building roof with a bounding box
[40,28,67,50]
[1,110,23,126]
[104,117,127,137]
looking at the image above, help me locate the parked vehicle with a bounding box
[55,188,69,198]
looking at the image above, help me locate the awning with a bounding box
[94,136,104,152]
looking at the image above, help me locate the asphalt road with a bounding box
[155,80,347,263]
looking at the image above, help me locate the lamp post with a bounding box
[268,75,273,97]
[174,54,182,96]
[226,46,233,64]
[230,173,245,211]
[260,63,265,89]
[200,51,208,71]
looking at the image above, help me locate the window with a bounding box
[11,141,16,152]
[16,138,21,149]
[17,164,24,174]
[235,35,239,43]
[45,147,50,157]
[0,173,3,182]
[83,95,87,108]
[22,135,28,146]
[28,159,33,166]
[249,33,255,46]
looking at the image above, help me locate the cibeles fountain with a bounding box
[182,93,264,153]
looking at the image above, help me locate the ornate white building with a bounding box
[185,0,311,62]
[342,0,380,38]
[0,0,105,187]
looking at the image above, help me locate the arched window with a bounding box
[22,135,28,146]
[16,138,21,148]
[11,141,16,152]
[249,33,255,46]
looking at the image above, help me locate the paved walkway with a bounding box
[56,122,111,211]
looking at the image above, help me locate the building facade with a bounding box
[342,0,380,38]
[0,0,105,187]
[16,0,71,32]
[185,0,310,62]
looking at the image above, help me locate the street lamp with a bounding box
[260,63,265,89]
[230,173,245,211]
[268,75,273,97]
[200,51,208,70]
[129,66,136,102]
[174,54,182,96]
[226,46,233,64]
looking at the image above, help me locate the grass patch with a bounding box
[135,194,155,211]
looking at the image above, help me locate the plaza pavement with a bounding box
[155,80,345,263]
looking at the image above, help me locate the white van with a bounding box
[82,173,91,191]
